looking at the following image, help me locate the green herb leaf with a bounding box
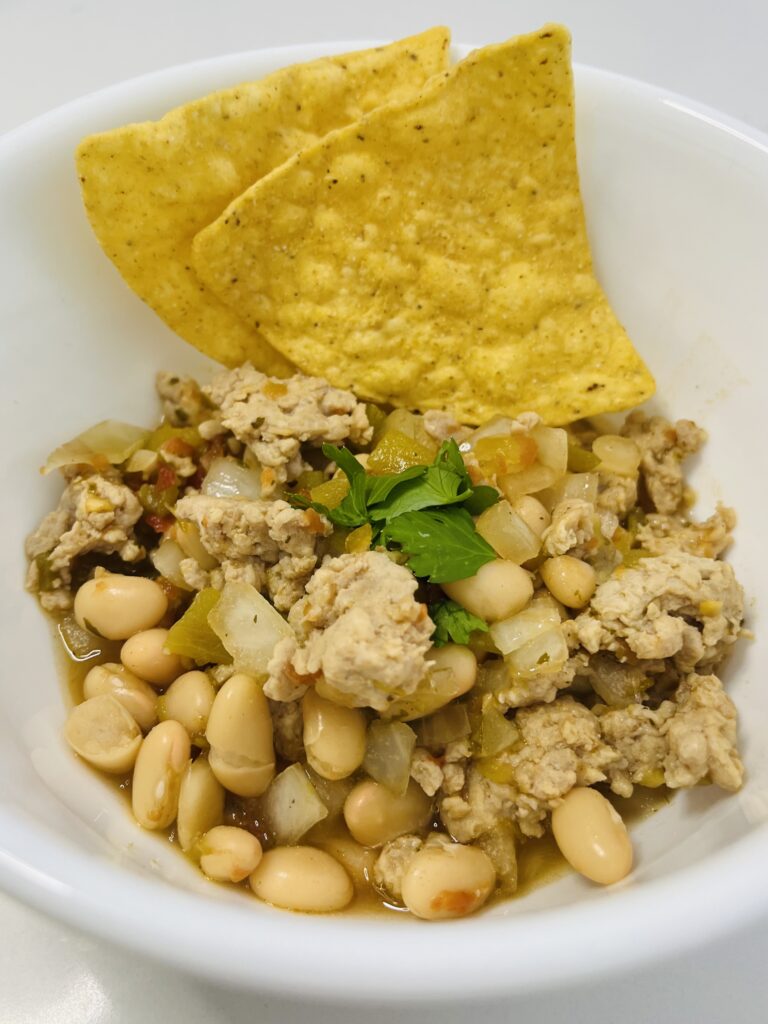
[364,466,426,506]
[368,463,472,521]
[463,484,500,515]
[321,443,364,481]
[380,507,497,583]
[429,600,489,646]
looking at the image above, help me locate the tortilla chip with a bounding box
[75,28,450,376]
[192,24,654,423]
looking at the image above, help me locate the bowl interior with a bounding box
[0,42,767,999]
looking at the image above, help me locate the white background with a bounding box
[2,1,767,1021]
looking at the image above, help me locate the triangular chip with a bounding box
[76,28,450,377]
[193,25,654,423]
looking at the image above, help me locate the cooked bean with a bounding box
[131,720,190,829]
[551,787,633,885]
[206,673,275,797]
[159,670,215,743]
[176,755,225,852]
[401,843,496,920]
[592,435,642,476]
[428,644,477,699]
[83,662,158,732]
[540,555,596,609]
[121,628,188,687]
[250,847,353,912]
[74,574,167,640]
[64,695,142,774]
[442,559,533,622]
[343,779,432,848]
[198,825,262,883]
[512,495,551,538]
[302,690,366,781]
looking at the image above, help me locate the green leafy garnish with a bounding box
[379,507,497,583]
[429,600,489,646]
[293,439,499,583]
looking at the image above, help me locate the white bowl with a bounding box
[0,41,767,1002]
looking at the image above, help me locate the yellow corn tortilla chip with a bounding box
[76,28,450,377]
[193,24,654,423]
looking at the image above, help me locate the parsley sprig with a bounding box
[429,600,490,646]
[294,439,500,583]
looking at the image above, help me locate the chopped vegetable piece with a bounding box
[567,438,600,472]
[476,821,518,895]
[151,538,193,591]
[530,425,568,475]
[367,429,434,475]
[470,703,520,757]
[202,457,262,499]
[57,615,112,662]
[42,419,149,475]
[475,499,541,563]
[474,434,538,478]
[497,464,560,501]
[263,764,328,844]
[165,588,232,665]
[310,475,350,509]
[489,598,562,656]
[417,704,471,749]
[345,523,373,553]
[362,720,417,795]
[208,580,293,677]
[506,626,568,677]
[146,423,203,451]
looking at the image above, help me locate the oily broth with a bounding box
[53,618,670,915]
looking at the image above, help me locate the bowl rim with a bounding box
[1,39,767,1002]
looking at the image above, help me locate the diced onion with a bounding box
[263,764,328,844]
[467,415,532,446]
[506,626,568,676]
[588,653,651,707]
[475,658,511,695]
[43,420,149,475]
[592,435,642,476]
[381,409,438,455]
[530,426,568,475]
[362,720,417,795]
[305,767,355,820]
[124,448,160,475]
[498,464,560,501]
[202,457,262,499]
[538,472,599,511]
[165,588,232,666]
[207,581,293,677]
[476,500,541,564]
[417,704,471,750]
[490,600,562,655]
[151,538,193,590]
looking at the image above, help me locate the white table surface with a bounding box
[2,1,767,1021]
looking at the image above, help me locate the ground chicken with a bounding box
[422,410,471,445]
[636,505,736,559]
[495,644,578,709]
[600,703,673,797]
[173,494,330,610]
[570,552,743,672]
[662,672,744,791]
[204,365,372,495]
[26,473,144,609]
[410,748,444,796]
[596,470,638,518]
[622,411,706,515]
[156,372,211,426]
[543,499,595,557]
[441,698,618,839]
[442,739,471,795]
[264,551,433,710]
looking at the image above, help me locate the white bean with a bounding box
[401,843,496,920]
[206,673,275,797]
[176,755,225,852]
[512,495,551,537]
[302,690,367,781]
[74,574,167,640]
[250,847,353,912]
[540,555,596,609]
[198,825,262,883]
[83,662,157,732]
[159,670,215,743]
[343,779,433,848]
[442,559,533,622]
[551,787,633,885]
[64,695,142,774]
[428,645,477,699]
[131,720,190,829]
[120,628,188,687]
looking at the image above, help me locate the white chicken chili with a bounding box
[29,366,746,917]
